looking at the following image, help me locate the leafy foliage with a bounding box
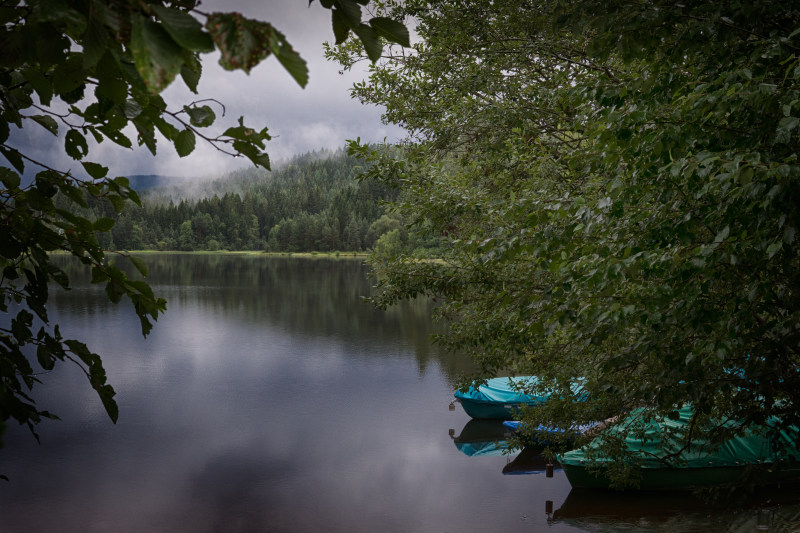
[1,0,406,449]
[332,0,800,484]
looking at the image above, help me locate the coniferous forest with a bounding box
[67,150,436,254]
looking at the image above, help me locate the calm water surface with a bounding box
[2,255,800,532]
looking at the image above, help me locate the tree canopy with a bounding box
[0,0,408,449]
[331,0,800,484]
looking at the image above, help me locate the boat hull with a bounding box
[458,397,526,420]
[562,462,800,491]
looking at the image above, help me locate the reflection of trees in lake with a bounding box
[49,254,475,384]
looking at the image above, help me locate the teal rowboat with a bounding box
[454,376,585,420]
[558,405,800,490]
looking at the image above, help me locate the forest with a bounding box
[63,149,435,255]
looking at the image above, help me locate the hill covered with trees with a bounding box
[68,150,435,254]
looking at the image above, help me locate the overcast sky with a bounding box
[14,0,405,180]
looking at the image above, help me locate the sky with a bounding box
[14,0,405,181]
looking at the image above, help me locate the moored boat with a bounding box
[558,405,800,490]
[454,376,585,420]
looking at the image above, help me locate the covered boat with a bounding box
[558,405,800,490]
[454,376,585,420]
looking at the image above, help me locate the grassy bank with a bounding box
[104,250,371,259]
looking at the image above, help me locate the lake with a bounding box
[2,254,800,532]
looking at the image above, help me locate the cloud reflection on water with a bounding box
[4,255,798,532]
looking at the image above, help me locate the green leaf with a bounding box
[180,55,202,93]
[738,166,754,185]
[134,117,157,155]
[369,17,410,47]
[714,225,730,243]
[153,116,179,140]
[58,180,89,208]
[93,217,115,232]
[52,56,86,99]
[127,188,142,208]
[36,345,56,371]
[242,150,270,170]
[778,116,799,133]
[91,266,110,283]
[0,167,21,189]
[123,100,143,119]
[331,9,350,44]
[0,146,25,173]
[784,226,796,244]
[269,29,308,87]
[31,115,58,135]
[129,255,149,277]
[334,0,362,26]
[126,279,155,299]
[353,23,381,62]
[100,126,132,149]
[222,117,270,145]
[34,171,58,198]
[22,68,53,106]
[65,129,89,160]
[206,13,273,73]
[174,128,196,157]
[81,161,108,180]
[96,76,128,106]
[82,17,110,68]
[98,385,119,423]
[96,52,128,105]
[184,105,215,127]
[767,241,782,258]
[108,194,126,213]
[130,13,185,92]
[32,0,86,32]
[151,5,214,53]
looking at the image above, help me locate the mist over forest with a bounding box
[63,149,441,255]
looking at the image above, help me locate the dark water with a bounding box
[2,254,800,532]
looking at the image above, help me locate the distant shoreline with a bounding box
[51,250,370,259]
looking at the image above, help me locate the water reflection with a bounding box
[450,419,562,476]
[3,254,571,533]
[503,447,562,476]
[552,489,800,532]
[451,419,515,457]
[1,254,799,532]
[49,253,475,382]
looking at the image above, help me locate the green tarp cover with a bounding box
[559,405,800,469]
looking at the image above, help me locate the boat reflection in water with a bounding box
[450,419,561,476]
[503,446,562,476]
[550,488,800,532]
[450,418,800,531]
[450,419,515,457]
